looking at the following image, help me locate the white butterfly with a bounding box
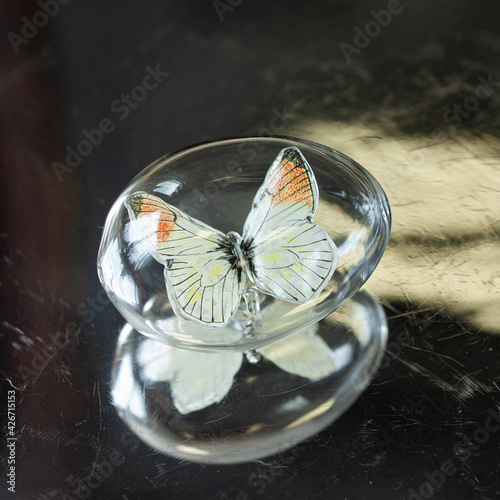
[125,147,339,328]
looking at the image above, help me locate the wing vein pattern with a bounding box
[242,147,338,303]
[126,192,244,327]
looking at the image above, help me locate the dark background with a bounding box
[1,0,500,499]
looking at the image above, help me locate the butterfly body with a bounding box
[126,147,339,328]
[227,231,251,281]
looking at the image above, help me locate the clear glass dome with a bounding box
[97,137,391,351]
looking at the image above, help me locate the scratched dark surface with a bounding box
[1,0,500,499]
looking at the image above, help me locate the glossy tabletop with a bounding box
[1,1,500,499]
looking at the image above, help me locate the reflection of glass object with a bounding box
[111,290,388,464]
[98,137,391,351]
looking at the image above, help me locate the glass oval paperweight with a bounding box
[99,136,391,463]
[97,137,391,352]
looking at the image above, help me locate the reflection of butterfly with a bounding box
[125,147,339,327]
[137,323,337,415]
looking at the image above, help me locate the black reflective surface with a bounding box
[2,1,500,499]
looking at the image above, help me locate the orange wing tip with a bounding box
[126,193,176,243]
[269,151,314,209]
[280,147,303,165]
[126,194,148,218]
[126,192,168,216]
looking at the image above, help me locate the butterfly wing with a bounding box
[126,192,245,327]
[242,147,338,302]
[137,338,242,415]
[259,323,336,380]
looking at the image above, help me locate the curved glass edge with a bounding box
[97,136,392,351]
